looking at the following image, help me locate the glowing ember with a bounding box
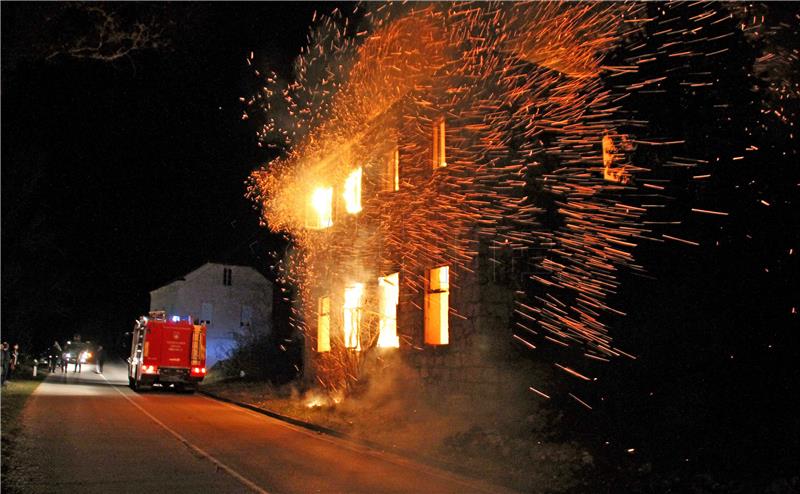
[245,2,793,392]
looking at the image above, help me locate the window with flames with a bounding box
[424,266,449,345]
[306,186,334,229]
[343,167,363,214]
[377,273,400,348]
[343,284,363,350]
[317,296,331,353]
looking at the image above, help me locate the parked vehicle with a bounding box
[127,312,207,393]
[63,342,95,366]
[39,350,61,372]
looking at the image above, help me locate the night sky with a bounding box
[2,2,798,481]
[2,3,349,350]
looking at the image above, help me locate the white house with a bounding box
[150,262,273,366]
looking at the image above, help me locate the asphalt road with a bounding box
[14,361,513,494]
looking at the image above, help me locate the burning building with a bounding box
[249,3,654,396]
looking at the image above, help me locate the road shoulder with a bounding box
[1,374,46,493]
[199,387,522,494]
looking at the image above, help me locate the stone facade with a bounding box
[296,99,528,398]
[303,229,522,400]
[396,243,519,400]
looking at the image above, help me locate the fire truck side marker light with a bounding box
[101,373,270,494]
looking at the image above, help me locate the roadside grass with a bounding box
[203,373,800,493]
[1,368,45,492]
[202,373,589,493]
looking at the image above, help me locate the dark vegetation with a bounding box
[217,330,301,384]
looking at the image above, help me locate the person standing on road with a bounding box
[9,344,20,380]
[49,341,62,372]
[0,342,9,386]
[95,345,105,374]
[74,349,83,373]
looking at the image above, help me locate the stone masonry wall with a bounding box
[398,244,520,402]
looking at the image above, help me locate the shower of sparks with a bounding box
[245,2,798,393]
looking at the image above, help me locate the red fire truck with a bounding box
[128,311,207,393]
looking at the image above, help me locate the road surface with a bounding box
[14,361,513,494]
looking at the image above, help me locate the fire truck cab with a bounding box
[128,311,207,393]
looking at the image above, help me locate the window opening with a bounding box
[240,305,252,328]
[424,266,449,345]
[377,273,400,348]
[318,296,331,352]
[201,302,213,327]
[343,284,363,350]
[343,168,362,214]
[306,186,333,229]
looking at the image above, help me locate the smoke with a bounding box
[284,349,594,491]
